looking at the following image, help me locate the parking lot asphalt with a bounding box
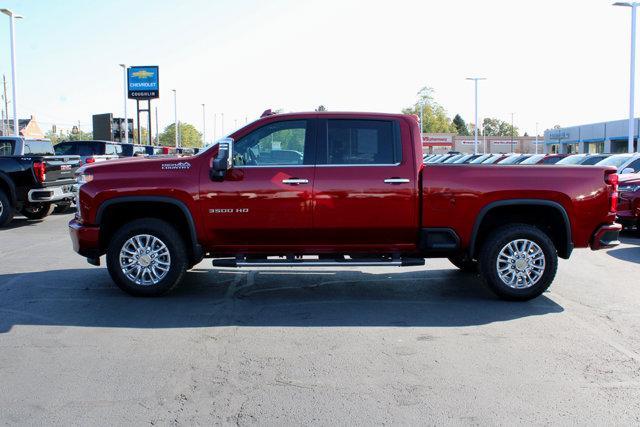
[1,213,640,425]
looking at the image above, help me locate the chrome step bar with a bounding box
[212,257,425,268]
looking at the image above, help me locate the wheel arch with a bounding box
[469,199,573,259]
[96,196,203,264]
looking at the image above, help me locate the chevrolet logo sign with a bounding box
[132,70,154,79]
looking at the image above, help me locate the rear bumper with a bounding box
[69,219,101,258]
[29,184,76,203]
[590,223,622,250]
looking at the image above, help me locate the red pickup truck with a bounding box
[69,111,621,301]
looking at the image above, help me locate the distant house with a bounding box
[1,115,44,139]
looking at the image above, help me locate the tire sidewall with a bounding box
[106,219,187,296]
[0,189,13,227]
[480,225,558,301]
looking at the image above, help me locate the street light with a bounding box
[1,9,23,137]
[466,77,486,155]
[172,89,178,148]
[118,64,128,143]
[201,103,206,145]
[614,2,640,152]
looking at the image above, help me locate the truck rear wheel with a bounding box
[478,224,558,301]
[20,202,54,220]
[0,189,14,227]
[106,218,188,296]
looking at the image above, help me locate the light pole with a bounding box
[213,113,217,141]
[466,77,486,155]
[201,103,206,145]
[1,9,22,137]
[172,89,178,148]
[614,2,640,152]
[510,113,515,153]
[118,64,128,143]
[535,122,539,154]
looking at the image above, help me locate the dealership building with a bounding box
[543,118,639,154]
[421,133,542,155]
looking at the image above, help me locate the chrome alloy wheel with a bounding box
[119,234,171,286]
[0,199,3,217]
[496,239,546,289]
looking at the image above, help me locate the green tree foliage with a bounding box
[402,87,456,133]
[452,114,469,135]
[133,127,149,145]
[46,129,93,144]
[482,117,519,137]
[159,122,203,148]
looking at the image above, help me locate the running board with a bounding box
[212,257,425,268]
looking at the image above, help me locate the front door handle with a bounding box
[384,178,410,184]
[282,178,309,185]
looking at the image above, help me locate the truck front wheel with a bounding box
[478,224,558,301]
[106,218,188,296]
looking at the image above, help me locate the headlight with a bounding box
[76,173,93,186]
[619,184,640,192]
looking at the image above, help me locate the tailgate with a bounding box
[41,155,81,186]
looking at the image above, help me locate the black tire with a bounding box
[448,255,478,272]
[20,202,54,220]
[106,218,188,296]
[478,223,558,301]
[0,189,14,227]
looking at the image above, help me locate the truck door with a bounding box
[199,119,316,248]
[312,117,418,249]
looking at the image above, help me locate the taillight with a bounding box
[85,157,96,164]
[605,171,619,212]
[33,161,46,183]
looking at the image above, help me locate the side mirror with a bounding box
[210,138,234,181]
[621,167,635,175]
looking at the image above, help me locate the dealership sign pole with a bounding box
[127,66,159,145]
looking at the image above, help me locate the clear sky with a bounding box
[0,0,635,140]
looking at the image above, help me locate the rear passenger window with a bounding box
[0,141,12,156]
[105,144,123,156]
[320,120,401,165]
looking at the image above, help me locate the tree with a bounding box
[315,105,327,112]
[133,127,149,145]
[158,122,202,148]
[452,114,469,135]
[402,87,456,133]
[46,129,93,144]
[482,117,519,137]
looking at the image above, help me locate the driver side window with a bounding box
[233,120,307,166]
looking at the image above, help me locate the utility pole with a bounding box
[172,89,178,148]
[155,106,159,145]
[202,103,206,145]
[2,75,7,136]
[119,64,128,143]
[466,77,486,155]
[1,9,23,136]
[510,113,515,153]
[614,2,640,152]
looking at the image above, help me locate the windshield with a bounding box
[556,154,586,165]
[470,154,492,164]
[24,140,54,155]
[581,155,608,165]
[483,155,503,164]
[519,154,545,165]
[596,155,633,168]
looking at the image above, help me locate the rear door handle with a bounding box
[384,178,410,184]
[282,178,309,185]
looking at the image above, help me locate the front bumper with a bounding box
[69,218,101,258]
[590,223,622,250]
[29,184,76,203]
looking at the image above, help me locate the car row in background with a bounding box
[53,140,198,165]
